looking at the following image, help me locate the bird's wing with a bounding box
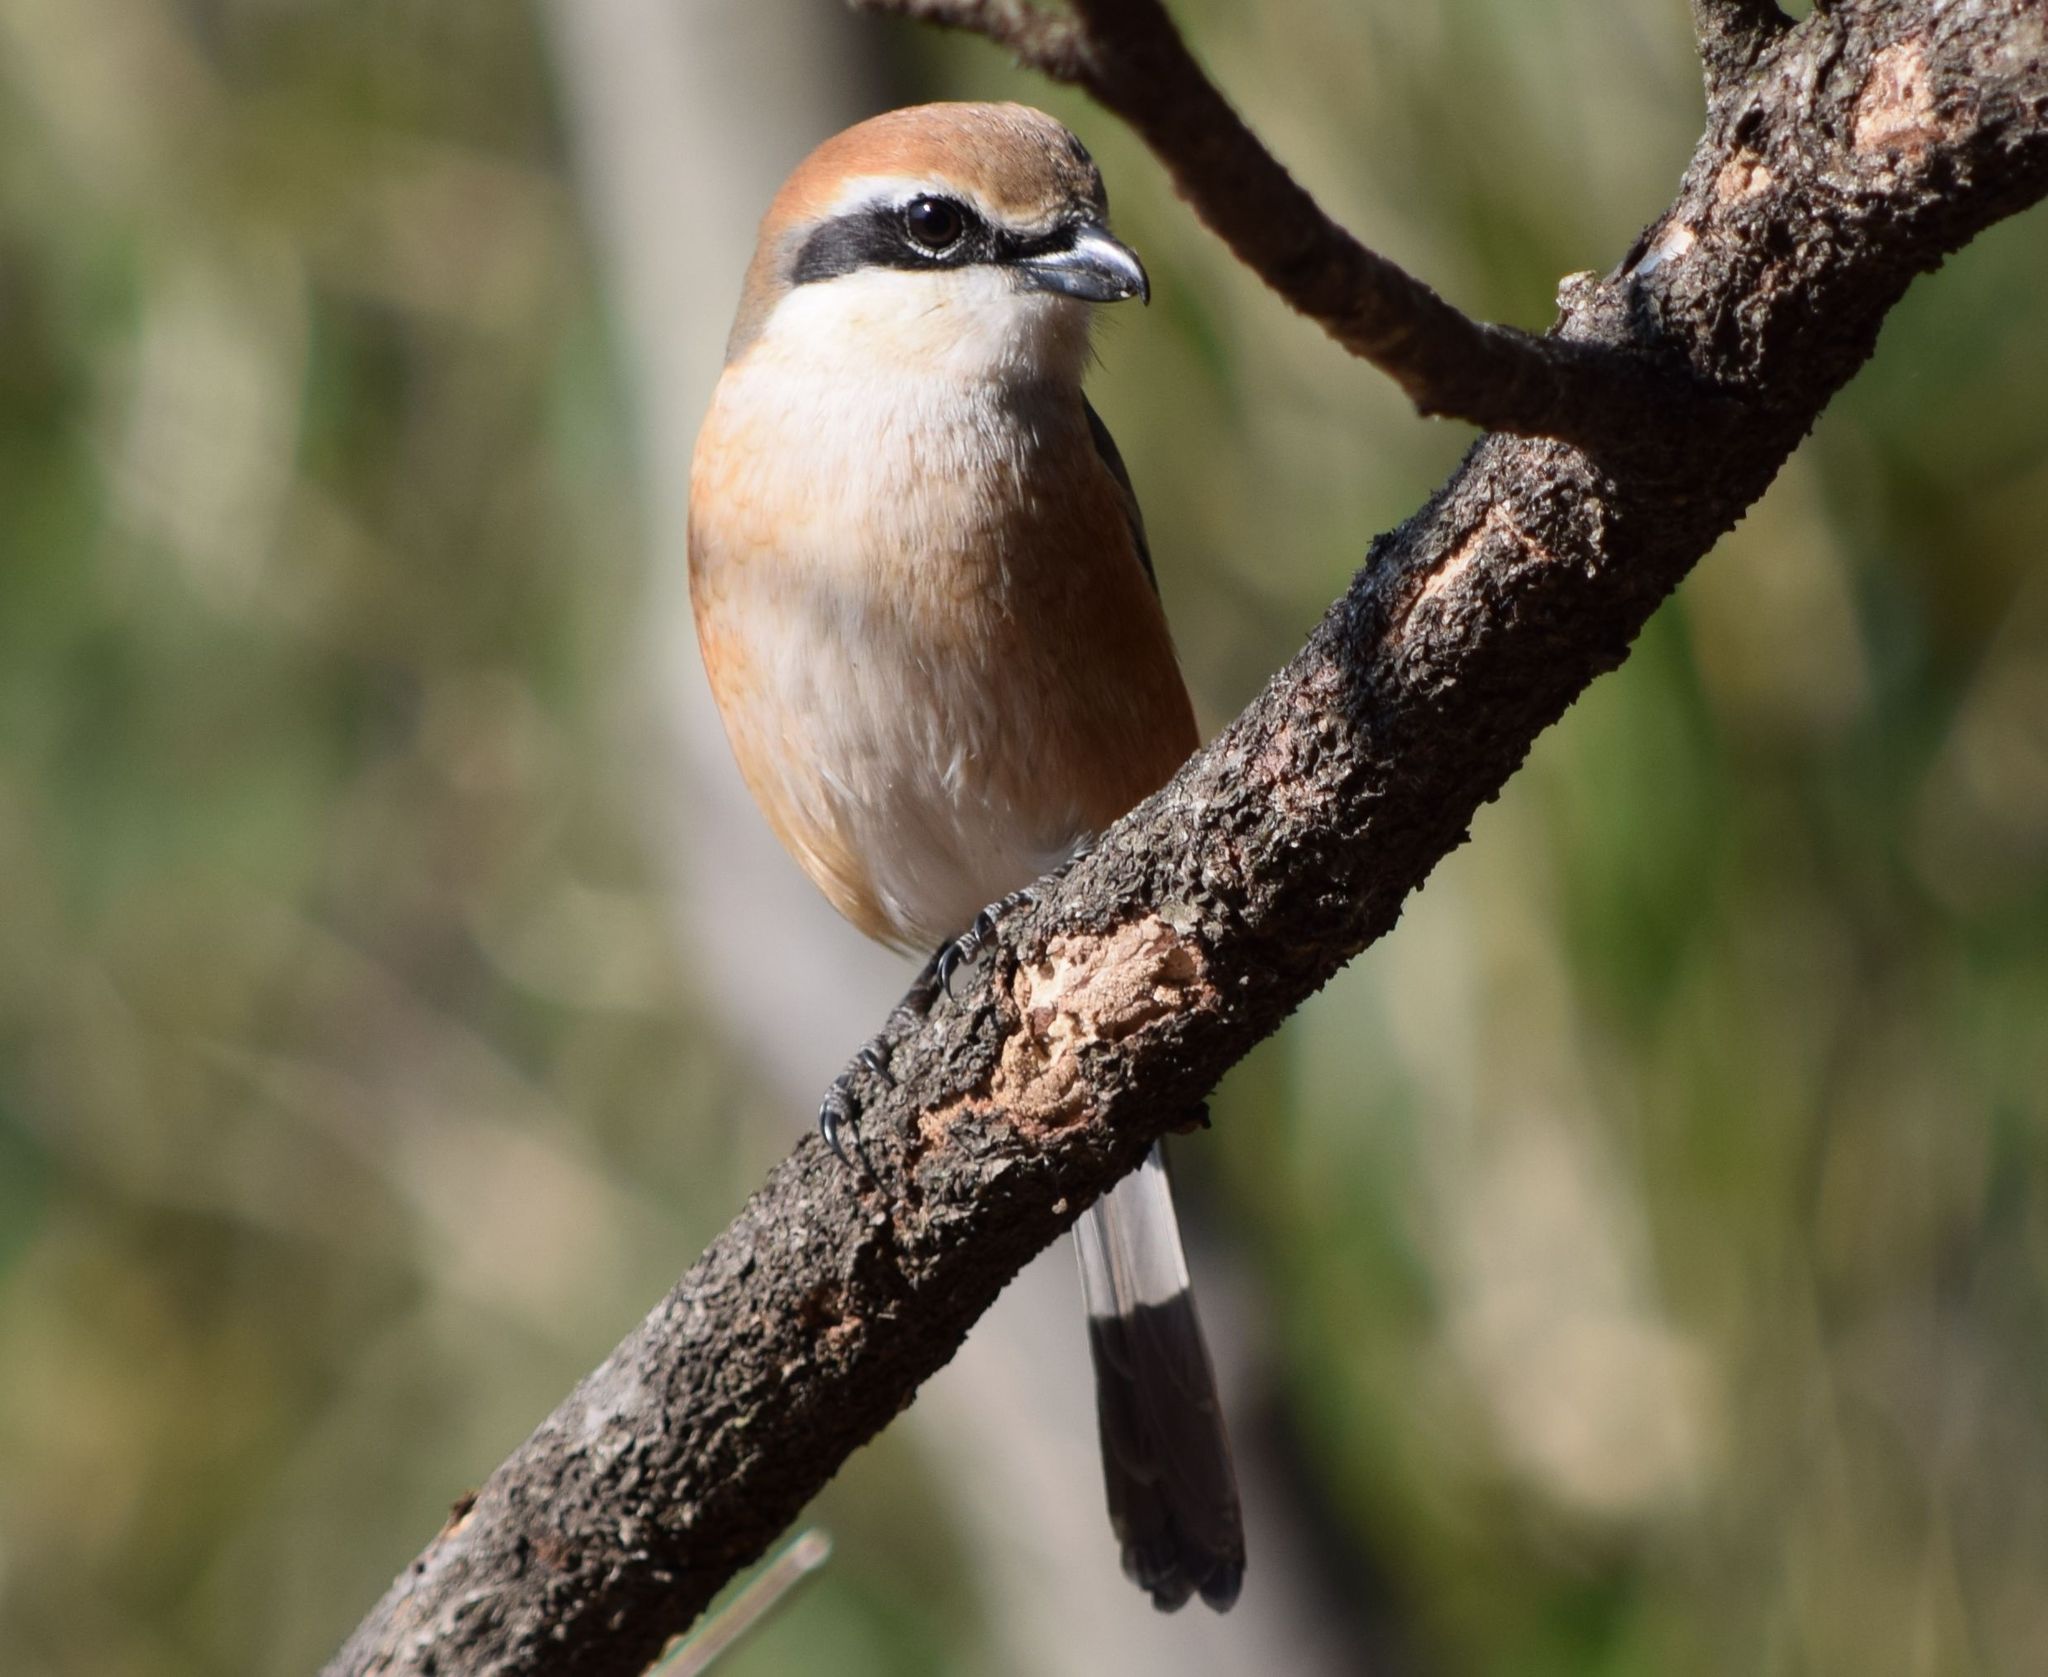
[1084,395,1158,594]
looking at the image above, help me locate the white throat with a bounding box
[752,265,1095,388]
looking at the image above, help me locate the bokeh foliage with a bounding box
[2,2,2046,1674]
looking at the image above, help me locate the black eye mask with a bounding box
[790,195,1084,287]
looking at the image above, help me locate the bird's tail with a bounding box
[1074,1142,1245,1612]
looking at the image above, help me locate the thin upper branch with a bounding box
[327,2,2048,1672]
[857,0,1709,452]
[869,0,1084,72]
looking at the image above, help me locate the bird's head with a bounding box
[727,103,1149,383]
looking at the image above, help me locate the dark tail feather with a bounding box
[1075,1144,1245,1612]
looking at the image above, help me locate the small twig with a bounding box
[854,0,1706,453]
[662,1530,832,1676]
[1689,0,1793,103]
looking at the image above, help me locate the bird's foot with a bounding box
[934,887,1039,997]
[817,1065,876,1176]
[816,889,1045,1172]
[815,949,950,1175]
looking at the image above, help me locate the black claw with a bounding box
[817,1078,850,1158]
[818,1077,872,1176]
[822,1028,899,1176]
[934,934,970,995]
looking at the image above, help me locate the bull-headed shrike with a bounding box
[689,102,1243,1612]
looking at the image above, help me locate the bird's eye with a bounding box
[902,196,966,252]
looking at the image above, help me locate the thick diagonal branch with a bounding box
[327,2,2048,1673]
[860,0,1707,451]
[1691,0,1794,102]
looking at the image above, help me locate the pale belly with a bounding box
[689,345,1196,953]
[715,575,1090,952]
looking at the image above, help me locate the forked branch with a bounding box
[857,0,1712,451]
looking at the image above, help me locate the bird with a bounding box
[688,101,1244,1613]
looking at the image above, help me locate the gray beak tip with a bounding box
[1019,222,1151,307]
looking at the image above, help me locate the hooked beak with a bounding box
[1015,222,1150,305]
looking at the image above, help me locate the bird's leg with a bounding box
[818,852,1087,1167]
[934,886,1040,996]
[816,946,947,1172]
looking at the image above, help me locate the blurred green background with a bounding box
[3,2,2046,1673]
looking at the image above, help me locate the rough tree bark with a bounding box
[327,1,2048,1671]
